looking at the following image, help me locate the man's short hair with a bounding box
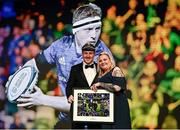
[82,43,95,51]
[72,3,102,24]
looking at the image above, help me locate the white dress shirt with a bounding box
[83,62,96,86]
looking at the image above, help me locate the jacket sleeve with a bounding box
[66,66,76,98]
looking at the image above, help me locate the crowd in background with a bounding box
[0,0,179,129]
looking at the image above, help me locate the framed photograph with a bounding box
[73,89,114,123]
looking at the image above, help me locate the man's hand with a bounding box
[17,86,71,113]
[67,95,74,104]
[17,86,45,107]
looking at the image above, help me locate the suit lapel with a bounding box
[79,63,90,87]
[90,63,98,86]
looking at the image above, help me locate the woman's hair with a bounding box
[97,51,116,76]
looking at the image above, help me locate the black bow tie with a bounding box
[85,64,94,69]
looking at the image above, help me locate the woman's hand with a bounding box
[90,82,101,92]
[67,95,74,103]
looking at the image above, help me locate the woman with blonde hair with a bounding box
[91,51,131,128]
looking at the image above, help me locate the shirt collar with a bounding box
[83,61,94,68]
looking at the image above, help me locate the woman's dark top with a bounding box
[98,68,131,129]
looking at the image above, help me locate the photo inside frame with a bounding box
[77,93,110,117]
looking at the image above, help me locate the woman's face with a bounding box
[99,54,112,72]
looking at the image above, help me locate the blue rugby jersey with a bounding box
[42,35,112,122]
[43,35,112,95]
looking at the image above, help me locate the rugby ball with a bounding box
[6,66,38,103]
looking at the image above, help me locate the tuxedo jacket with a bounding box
[66,62,102,129]
[66,62,98,98]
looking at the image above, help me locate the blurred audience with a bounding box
[9,112,26,129]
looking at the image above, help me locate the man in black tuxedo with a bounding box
[66,43,101,129]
